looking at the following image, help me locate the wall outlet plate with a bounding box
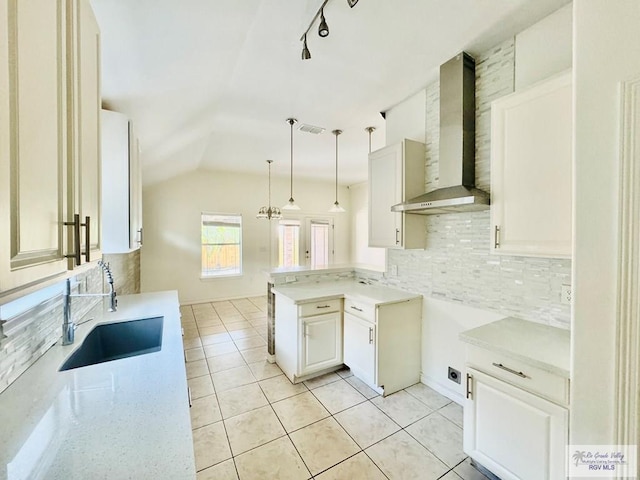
[448,367,461,384]
[561,284,572,305]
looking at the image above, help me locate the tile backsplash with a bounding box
[380,38,571,329]
[0,266,104,394]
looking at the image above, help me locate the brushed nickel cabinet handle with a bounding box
[64,213,81,266]
[492,362,528,379]
[494,225,500,249]
[466,373,473,399]
[137,227,143,245]
[368,327,373,344]
[316,305,331,309]
[188,387,192,408]
[81,216,90,262]
[350,305,363,312]
[395,228,400,245]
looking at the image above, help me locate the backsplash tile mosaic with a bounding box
[382,38,571,329]
[0,265,105,393]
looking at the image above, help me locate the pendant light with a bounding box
[257,160,282,220]
[283,118,300,210]
[329,129,345,213]
[365,126,375,153]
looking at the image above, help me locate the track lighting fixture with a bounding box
[318,8,329,37]
[299,0,358,60]
[329,129,345,213]
[283,118,300,211]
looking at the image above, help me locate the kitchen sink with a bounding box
[59,316,163,371]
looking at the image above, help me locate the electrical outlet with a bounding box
[390,264,398,276]
[448,367,461,384]
[561,285,572,305]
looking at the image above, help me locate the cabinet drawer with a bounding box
[467,346,569,406]
[299,298,342,317]
[344,298,376,321]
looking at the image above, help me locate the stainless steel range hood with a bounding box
[391,52,489,215]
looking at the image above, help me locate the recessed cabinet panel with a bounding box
[491,72,572,257]
[368,139,426,250]
[0,0,68,292]
[73,0,101,259]
[301,312,342,374]
[464,368,568,480]
[343,312,376,386]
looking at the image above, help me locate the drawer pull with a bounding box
[368,327,373,344]
[466,373,473,399]
[350,306,363,312]
[492,362,528,379]
[316,305,332,309]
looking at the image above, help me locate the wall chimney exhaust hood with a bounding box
[391,52,489,215]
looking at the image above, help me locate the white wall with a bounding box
[142,169,351,304]
[385,89,426,146]
[571,0,640,445]
[515,4,572,90]
[348,182,385,271]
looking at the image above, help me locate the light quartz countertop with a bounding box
[272,280,421,306]
[459,317,570,378]
[0,291,195,480]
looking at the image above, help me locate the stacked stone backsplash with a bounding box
[372,38,572,329]
[0,265,104,394]
[103,249,141,295]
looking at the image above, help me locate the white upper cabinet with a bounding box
[368,139,426,249]
[69,0,102,263]
[0,0,101,296]
[0,0,69,293]
[101,110,143,253]
[490,71,572,258]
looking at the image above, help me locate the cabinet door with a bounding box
[343,312,376,386]
[301,312,342,375]
[0,0,69,293]
[101,110,130,253]
[464,368,568,480]
[70,0,101,262]
[368,143,402,248]
[129,127,143,249]
[490,72,572,258]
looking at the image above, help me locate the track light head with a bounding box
[347,0,359,7]
[302,34,311,60]
[318,8,329,37]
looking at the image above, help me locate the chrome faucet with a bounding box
[62,260,118,345]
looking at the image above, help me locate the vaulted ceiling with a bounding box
[92,0,570,186]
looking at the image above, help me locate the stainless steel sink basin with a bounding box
[59,316,163,371]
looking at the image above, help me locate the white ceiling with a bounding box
[92,0,569,186]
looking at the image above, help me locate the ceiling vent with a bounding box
[298,123,325,135]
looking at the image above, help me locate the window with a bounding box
[201,213,242,277]
[278,219,300,268]
[309,219,330,268]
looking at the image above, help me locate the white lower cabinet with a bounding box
[275,297,343,383]
[343,297,422,396]
[301,312,342,375]
[343,312,376,387]
[464,367,568,480]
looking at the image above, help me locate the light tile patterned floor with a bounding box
[181,297,489,480]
